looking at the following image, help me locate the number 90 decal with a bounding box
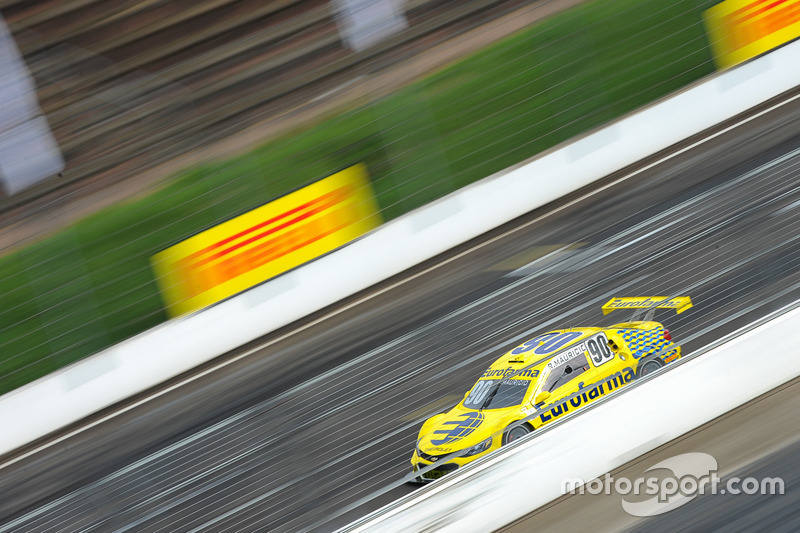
[510,331,617,366]
[587,332,614,367]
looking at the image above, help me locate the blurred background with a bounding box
[0,0,721,395]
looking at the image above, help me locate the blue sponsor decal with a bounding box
[538,367,635,424]
[534,331,584,355]
[510,331,585,356]
[430,412,485,445]
[511,333,558,355]
[482,367,539,378]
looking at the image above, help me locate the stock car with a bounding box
[410,296,692,482]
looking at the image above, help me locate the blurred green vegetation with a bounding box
[0,0,716,395]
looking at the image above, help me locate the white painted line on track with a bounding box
[116,418,422,533]
[503,244,577,277]
[772,198,800,216]
[3,90,800,472]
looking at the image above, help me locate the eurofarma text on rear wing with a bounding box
[602,296,693,316]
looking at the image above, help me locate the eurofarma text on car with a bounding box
[410,296,692,481]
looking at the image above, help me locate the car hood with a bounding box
[416,405,522,455]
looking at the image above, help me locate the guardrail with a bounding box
[2,38,800,457]
[343,300,800,532]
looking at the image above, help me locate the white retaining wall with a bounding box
[2,40,800,456]
[343,303,800,533]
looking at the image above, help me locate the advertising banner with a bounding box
[704,0,800,69]
[152,164,382,316]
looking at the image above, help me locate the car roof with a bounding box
[486,328,600,374]
[485,323,665,374]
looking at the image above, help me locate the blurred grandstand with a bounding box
[0,0,545,231]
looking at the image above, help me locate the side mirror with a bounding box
[534,391,551,405]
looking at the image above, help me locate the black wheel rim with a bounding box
[639,360,662,376]
[506,426,528,443]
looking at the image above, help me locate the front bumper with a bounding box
[410,445,495,482]
[411,462,459,482]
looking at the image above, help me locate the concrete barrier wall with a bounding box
[344,302,800,532]
[2,39,800,456]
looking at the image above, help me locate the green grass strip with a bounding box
[0,0,716,395]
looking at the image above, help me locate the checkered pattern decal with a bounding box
[617,328,674,359]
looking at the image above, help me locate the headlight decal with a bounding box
[460,437,493,457]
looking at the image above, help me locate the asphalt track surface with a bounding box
[3,89,800,532]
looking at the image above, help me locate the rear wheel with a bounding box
[636,355,665,377]
[502,423,531,445]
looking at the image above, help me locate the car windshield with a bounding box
[463,379,532,410]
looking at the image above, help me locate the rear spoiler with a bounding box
[602,296,693,316]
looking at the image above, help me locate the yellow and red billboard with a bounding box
[152,164,382,317]
[704,0,800,69]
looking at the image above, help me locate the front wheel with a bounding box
[636,355,665,377]
[502,423,531,445]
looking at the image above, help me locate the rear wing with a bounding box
[602,296,692,316]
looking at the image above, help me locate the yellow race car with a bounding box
[410,296,692,482]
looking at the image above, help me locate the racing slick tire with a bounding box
[636,354,665,378]
[502,422,531,445]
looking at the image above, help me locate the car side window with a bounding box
[541,353,591,392]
